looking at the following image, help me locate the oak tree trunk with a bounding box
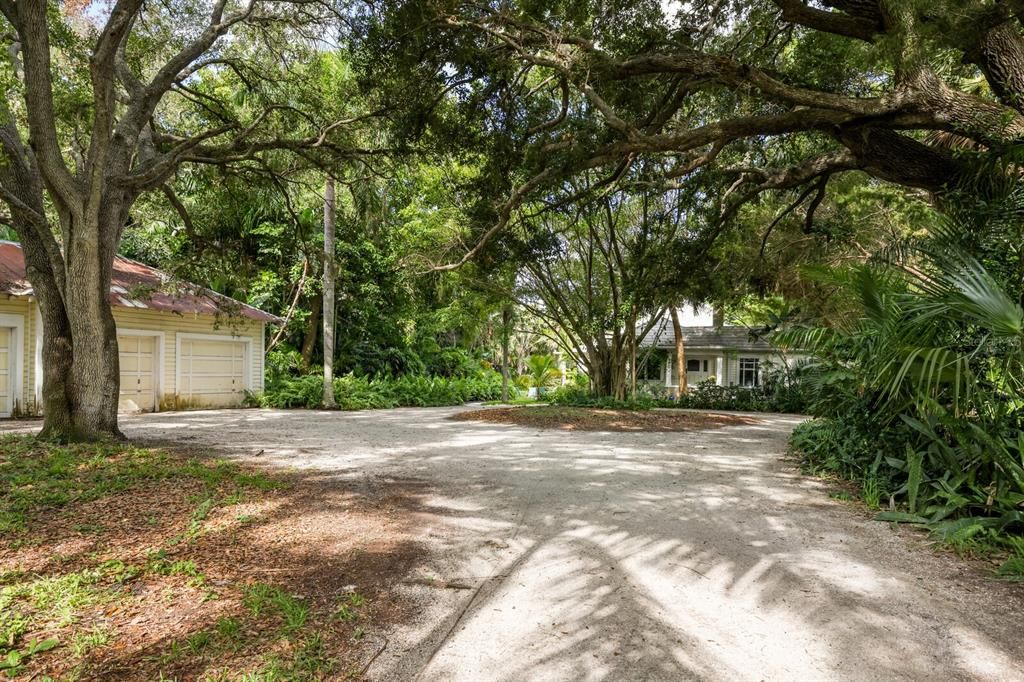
[61,204,126,440]
[670,307,687,395]
[18,235,74,440]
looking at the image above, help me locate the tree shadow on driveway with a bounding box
[121,407,1024,681]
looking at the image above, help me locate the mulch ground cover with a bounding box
[451,406,763,431]
[0,436,427,681]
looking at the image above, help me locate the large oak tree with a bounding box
[368,0,1024,266]
[0,0,376,440]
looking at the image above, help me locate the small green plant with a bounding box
[525,354,561,394]
[242,583,308,634]
[146,551,205,586]
[335,592,366,622]
[862,476,881,509]
[259,632,334,680]
[185,497,216,540]
[71,626,111,656]
[186,630,212,655]
[214,616,244,650]
[0,637,58,677]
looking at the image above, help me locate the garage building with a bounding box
[0,241,279,416]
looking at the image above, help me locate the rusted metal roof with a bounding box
[0,241,280,323]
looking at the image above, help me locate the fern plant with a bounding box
[778,211,1024,553]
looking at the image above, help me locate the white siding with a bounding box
[0,297,33,413]
[111,307,264,408]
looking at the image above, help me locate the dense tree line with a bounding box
[3,0,1024,442]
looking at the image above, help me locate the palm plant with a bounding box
[776,220,1024,543]
[526,354,562,394]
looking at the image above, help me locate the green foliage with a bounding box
[525,354,561,392]
[248,370,511,410]
[547,375,811,414]
[665,375,812,413]
[547,385,656,410]
[783,203,1024,562]
[242,583,309,635]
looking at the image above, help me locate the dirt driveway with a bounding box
[114,406,1022,681]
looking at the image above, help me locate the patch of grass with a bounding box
[334,592,367,623]
[214,616,243,650]
[186,497,216,540]
[146,551,205,586]
[862,476,882,509]
[99,559,142,585]
[0,436,175,536]
[481,397,543,406]
[0,436,385,680]
[0,610,29,650]
[241,583,310,636]
[186,630,212,655]
[0,569,112,631]
[260,632,334,680]
[0,435,280,540]
[71,626,112,656]
[0,637,59,677]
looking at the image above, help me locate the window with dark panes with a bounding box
[638,357,662,380]
[739,357,760,386]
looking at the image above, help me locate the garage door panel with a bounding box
[0,328,12,415]
[189,376,240,392]
[120,355,139,373]
[118,334,156,413]
[178,337,247,407]
[187,339,244,356]
[189,359,242,375]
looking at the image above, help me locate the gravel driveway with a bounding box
[113,406,1023,681]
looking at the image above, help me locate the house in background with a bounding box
[0,241,279,417]
[636,305,802,393]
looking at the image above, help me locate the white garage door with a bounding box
[178,337,247,406]
[118,335,156,412]
[0,327,11,417]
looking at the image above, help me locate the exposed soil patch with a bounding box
[451,406,763,431]
[0,438,428,681]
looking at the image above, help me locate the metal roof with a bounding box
[0,241,280,323]
[639,318,774,352]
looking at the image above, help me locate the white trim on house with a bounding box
[174,331,255,401]
[34,304,42,407]
[0,312,25,418]
[117,328,166,412]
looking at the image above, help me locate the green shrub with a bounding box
[547,385,657,410]
[247,370,511,410]
[780,211,1024,557]
[546,376,809,413]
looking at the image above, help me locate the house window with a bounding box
[686,359,700,372]
[638,357,662,380]
[703,360,709,372]
[739,357,760,387]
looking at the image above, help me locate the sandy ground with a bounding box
[9,406,1024,680]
